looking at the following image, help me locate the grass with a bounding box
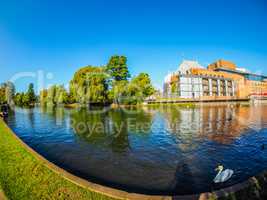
[0,119,118,200]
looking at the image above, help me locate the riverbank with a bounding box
[62,98,250,109]
[145,97,250,104]
[0,119,117,200]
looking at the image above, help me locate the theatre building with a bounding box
[163,60,267,100]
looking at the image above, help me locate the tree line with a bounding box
[0,82,36,107]
[40,55,155,106]
[1,55,155,107]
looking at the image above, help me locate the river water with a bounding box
[6,102,267,195]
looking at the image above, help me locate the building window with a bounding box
[202,78,209,96]
[212,79,218,96]
[220,80,226,96]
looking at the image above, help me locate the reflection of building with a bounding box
[163,59,267,100]
[162,104,267,145]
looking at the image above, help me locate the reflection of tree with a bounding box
[108,109,129,152]
[70,107,154,152]
[160,105,182,131]
[122,107,154,134]
[40,105,66,125]
[41,105,56,116]
[5,107,15,124]
[70,107,108,141]
[27,108,35,128]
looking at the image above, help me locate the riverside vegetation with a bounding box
[0,55,155,108]
[40,55,155,106]
[0,82,36,107]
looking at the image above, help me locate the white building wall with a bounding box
[179,76,203,99]
[217,79,221,96]
[199,77,203,96]
[169,74,236,99]
[209,79,213,96]
[225,80,228,96]
[232,81,235,96]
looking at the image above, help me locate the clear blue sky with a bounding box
[0,0,267,92]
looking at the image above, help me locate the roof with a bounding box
[177,60,204,74]
[214,67,267,79]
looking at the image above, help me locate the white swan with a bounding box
[213,165,234,183]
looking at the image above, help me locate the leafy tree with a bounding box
[27,83,36,104]
[121,82,144,105]
[22,93,30,105]
[14,93,23,106]
[70,66,109,104]
[40,89,48,105]
[54,85,68,105]
[109,80,128,104]
[111,73,155,105]
[40,85,75,106]
[109,80,143,105]
[0,84,6,104]
[131,73,155,97]
[46,85,57,106]
[14,92,31,107]
[5,81,15,105]
[67,92,76,104]
[106,55,130,82]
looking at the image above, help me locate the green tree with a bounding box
[12,83,35,107]
[70,66,109,104]
[40,86,68,106]
[14,93,23,106]
[40,89,48,105]
[131,73,155,97]
[109,80,127,104]
[110,73,155,105]
[0,84,6,104]
[46,85,57,106]
[26,83,36,104]
[54,85,68,105]
[22,92,30,105]
[67,92,76,104]
[5,81,15,105]
[106,55,130,82]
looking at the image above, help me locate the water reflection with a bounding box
[6,103,267,195]
[69,108,154,152]
[158,103,267,145]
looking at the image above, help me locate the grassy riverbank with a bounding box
[0,119,117,200]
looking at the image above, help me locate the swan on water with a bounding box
[213,165,234,183]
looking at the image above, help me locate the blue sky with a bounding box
[0,0,267,92]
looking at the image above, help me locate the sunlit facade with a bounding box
[163,59,267,100]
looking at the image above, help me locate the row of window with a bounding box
[164,77,236,97]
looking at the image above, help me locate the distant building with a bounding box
[163,59,267,100]
[208,60,267,99]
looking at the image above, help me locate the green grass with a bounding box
[0,119,118,200]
